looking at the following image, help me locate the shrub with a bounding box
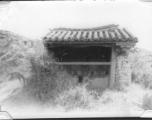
[132,72,152,89]
[55,83,150,112]
[21,52,71,104]
[97,83,152,112]
[97,89,129,112]
[131,48,152,89]
[55,83,99,111]
[124,83,152,111]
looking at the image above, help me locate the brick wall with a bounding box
[115,53,132,87]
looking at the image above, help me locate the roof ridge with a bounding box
[53,24,119,31]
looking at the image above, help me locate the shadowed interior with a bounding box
[48,46,112,62]
[48,46,111,87]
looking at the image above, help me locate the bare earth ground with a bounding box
[0,79,144,118]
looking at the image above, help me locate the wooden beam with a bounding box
[51,62,111,65]
[109,47,116,88]
[46,42,116,48]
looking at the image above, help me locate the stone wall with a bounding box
[115,52,132,87]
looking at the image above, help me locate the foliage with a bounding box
[131,48,152,89]
[55,83,99,111]
[55,83,152,112]
[21,52,72,104]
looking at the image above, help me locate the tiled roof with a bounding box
[43,24,138,43]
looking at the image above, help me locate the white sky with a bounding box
[0,0,152,51]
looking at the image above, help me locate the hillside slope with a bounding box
[130,47,152,87]
[0,30,36,82]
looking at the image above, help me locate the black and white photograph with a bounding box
[0,0,152,119]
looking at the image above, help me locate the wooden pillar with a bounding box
[109,47,116,88]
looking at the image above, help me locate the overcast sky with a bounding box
[0,0,152,51]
